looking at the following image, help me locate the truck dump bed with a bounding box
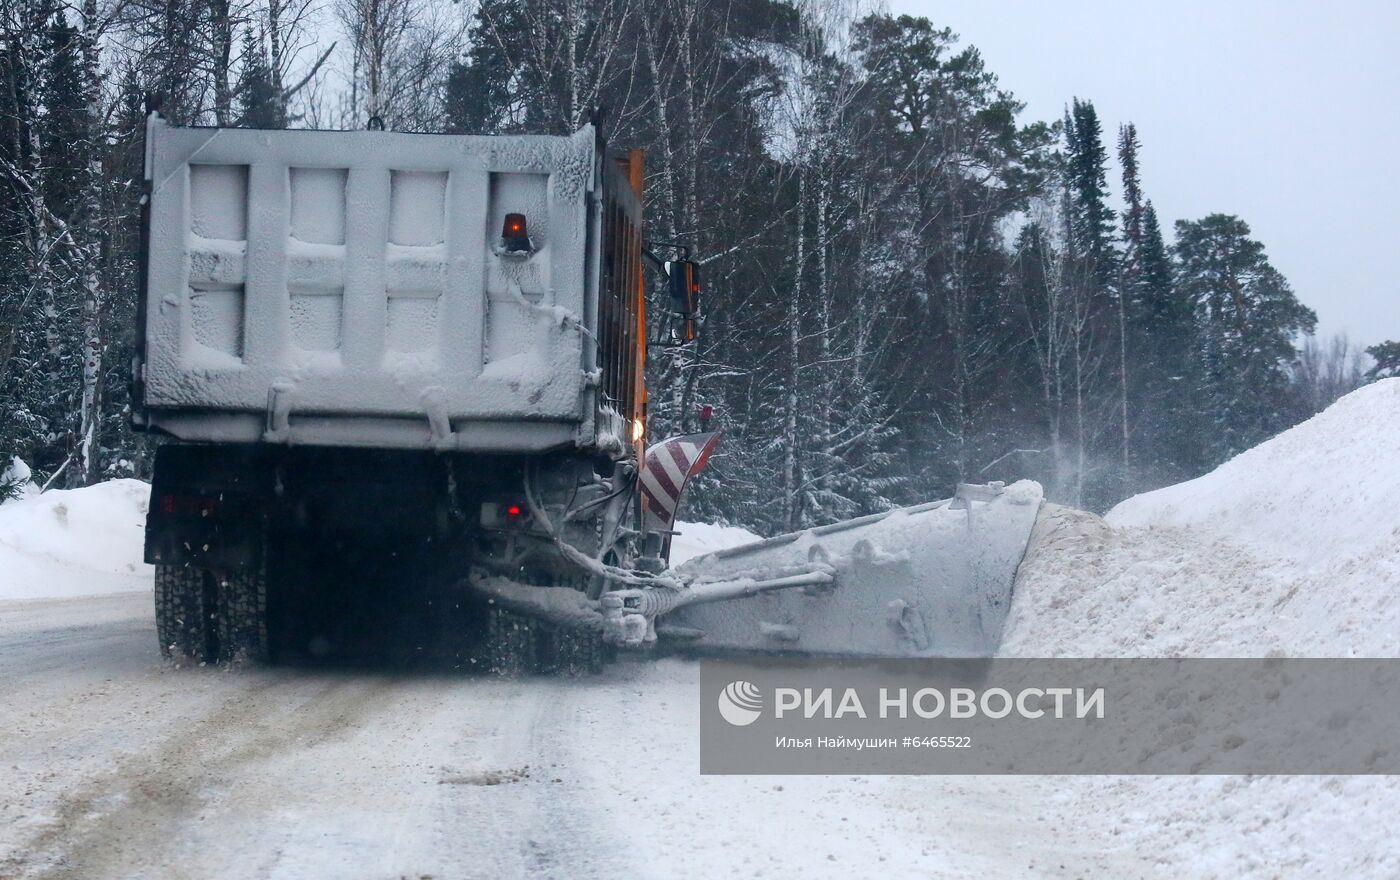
[136,117,632,453]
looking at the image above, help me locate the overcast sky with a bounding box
[889,0,1399,349]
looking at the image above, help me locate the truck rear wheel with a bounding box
[155,564,211,661]
[481,610,610,675]
[486,607,539,675]
[214,565,270,664]
[539,625,607,676]
[155,563,269,665]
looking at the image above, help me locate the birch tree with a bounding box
[73,0,107,485]
[336,0,461,130]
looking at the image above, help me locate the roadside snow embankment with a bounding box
[669,521,761,565]
[0,477,153,601]
[1003,378,1400,658]
[1110,377,1400,569]
[998,379,1400,879]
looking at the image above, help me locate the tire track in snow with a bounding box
[15,675,393,879]
[1,595,637,880]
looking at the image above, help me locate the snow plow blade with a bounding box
[660,481,1043,658]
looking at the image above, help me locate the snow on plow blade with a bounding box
[662,481,1043,658]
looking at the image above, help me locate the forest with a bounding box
[1,0,1394,531]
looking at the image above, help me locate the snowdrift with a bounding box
[669,521,762,566]
[1110,377,1400,569]
[1003,378,1400,658]
[999,378,1400,879]
[0,477,153,601]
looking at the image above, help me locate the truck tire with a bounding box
[214,564,270,664]
[155,564,211,662]
[486,607,539,675]
[539,625,607,676]
[154,563,269,665]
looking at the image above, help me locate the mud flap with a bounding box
[664,480,1044,658]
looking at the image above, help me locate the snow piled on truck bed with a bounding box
[1000,378,1400,878]
[0,477,153,601]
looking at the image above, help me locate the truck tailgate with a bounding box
[139,118,599,452]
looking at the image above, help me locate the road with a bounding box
[0,592,1156,879]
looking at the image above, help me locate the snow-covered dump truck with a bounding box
[135,114,1042,670]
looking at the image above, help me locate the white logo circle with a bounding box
[718,680,763,726]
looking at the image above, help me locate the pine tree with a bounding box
[1175,213,1316,459]
[443,0,632,136]
[1116,126,1204,488]
[1,0,87,482]
[0,28,39,470]
[853,14,1053,508]
[237,28,284,128]
[1066,99,1116,284]
[1057,100,1120,508]
[1113,122,1147,492]
[1129,201,1204,482]
[40,6,85,219]
[1365,341,1400,380]
[95,71,154,479]
[1118,124,1145,258]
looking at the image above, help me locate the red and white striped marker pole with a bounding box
[640,431,722,536]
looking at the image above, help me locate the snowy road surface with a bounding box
[0,591,1156,880]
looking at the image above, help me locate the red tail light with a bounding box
[480,501,530,529]
[159,494,221,517]
[500,213,532,254]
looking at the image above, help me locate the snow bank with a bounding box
[1110,377,1400,568]
[1004,378,1400,658]
[0,479,153,601]
[669,520,761,565]
[999,379,1400,878]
